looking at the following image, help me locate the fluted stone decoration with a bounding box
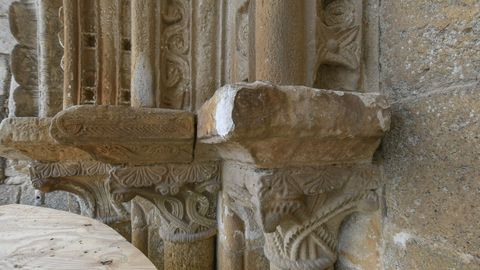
[0,0,388,269]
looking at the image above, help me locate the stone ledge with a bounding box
[50,105,195,165]
[197,81,390,168]
[0,117,90,161]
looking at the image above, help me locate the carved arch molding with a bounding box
[0,0,388,270]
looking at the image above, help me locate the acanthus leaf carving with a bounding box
[28,161,130,235]
[109,161,220,242]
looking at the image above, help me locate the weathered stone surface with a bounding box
[164,238,214,270]
[382,83,480,268]
[0,182,19,204]
[0,117,90,161]
[50,105,195,165]
[0,0,16,55]
[198,81,390,168]
[380,0,480,101]
[336,212,382,270]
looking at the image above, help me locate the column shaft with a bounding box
[130,0,157,108]
[252,0,307,84]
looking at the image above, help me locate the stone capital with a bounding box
[223,162,381,270]
[198,82,390,270]
[109,161,221,242]
[29,161,130,228]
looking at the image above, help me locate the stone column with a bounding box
[97,0,120,105]
[130,0,157,108]
[252,0,307,84]
[37,0,63,117]
[62,0,80,108]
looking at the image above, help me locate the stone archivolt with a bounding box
[0,1,388,270]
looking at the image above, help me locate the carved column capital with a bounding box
[198,82,390,270]
[28,161,130,228]
[223,163,381,270]
[109,161,221,242]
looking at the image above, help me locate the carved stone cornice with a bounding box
[29,161,129,226]
[49,105,195,165]
[109,161,221,242]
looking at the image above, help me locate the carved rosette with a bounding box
[29,161,130,226]
[109,161,221,242]
[223,163,381,270]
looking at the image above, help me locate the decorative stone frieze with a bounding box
[0,1,389,269]
[198,81,390,270]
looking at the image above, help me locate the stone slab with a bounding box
[50,105,195,165]
[198,81,390,168]
[0,117,91,161]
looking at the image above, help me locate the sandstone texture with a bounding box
[380,1,480,268]
[381,0,480,100]
[198,81,390,168]
[382,83,480,269]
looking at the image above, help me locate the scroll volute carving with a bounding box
[109,161,221,243]
[28,161,131,239]
[314,0,364,91]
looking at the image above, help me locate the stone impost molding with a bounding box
[50,105,195,165]
[198,81,390,270]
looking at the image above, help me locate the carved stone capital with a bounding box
[223,163,381,270]
[109,161,221,242]
[29,161,130,226]
[199,82,390,269]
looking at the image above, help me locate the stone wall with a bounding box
[380,0,480,269]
